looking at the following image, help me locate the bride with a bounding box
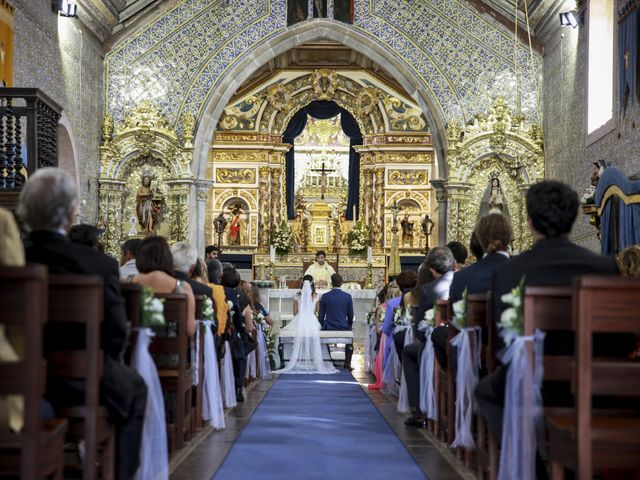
[279,279,337,374]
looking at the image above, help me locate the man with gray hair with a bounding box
[171,241,213,299]
[19,168,147,479]
[400,246,455,427]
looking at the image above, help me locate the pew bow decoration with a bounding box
[141,286,165,327]
[497,277,545,480]
[450,289,481,449]
[418,306,437,420]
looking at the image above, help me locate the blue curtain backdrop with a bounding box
[282,100,363,220]
[619,8,638,113]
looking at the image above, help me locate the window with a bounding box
[587,0,615,135]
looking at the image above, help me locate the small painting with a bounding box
[287,0,308,26]
[334,0,354,24]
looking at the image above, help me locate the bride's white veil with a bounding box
[279,281,337,374]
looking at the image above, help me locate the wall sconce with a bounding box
[559,11,578,28]
[51,0,78,18]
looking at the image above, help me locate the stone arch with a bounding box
[192,20,449,184]
[57,112,79,187]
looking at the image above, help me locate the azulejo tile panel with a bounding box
[105,0,542,132]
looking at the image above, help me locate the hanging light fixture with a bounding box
[559,11,579,28]
[51,0,78,18]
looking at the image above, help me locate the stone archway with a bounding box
[190,20,448,253]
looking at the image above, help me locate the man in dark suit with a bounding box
[318,273,354,368]
[401,247,455,426]
[475,180,622,442]
[171,241,213,299]
[18,168,146,480]
[432,213,512,370]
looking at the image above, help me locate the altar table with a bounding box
[260,288,377,347]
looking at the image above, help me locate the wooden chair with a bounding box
[0,266,67,480]
[546,276,640,480]
[433,299,451,442]
[120,282,143,365]
[149,293,193,453]
[46,274,115,479]
[192,295,205,432]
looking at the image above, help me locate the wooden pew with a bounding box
[46,274,115,479]
[0,266,67,480]
[547,276,640,480]
[433,299,451,442]
[150,293,193,453]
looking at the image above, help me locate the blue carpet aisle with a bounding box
[212,370,427,480]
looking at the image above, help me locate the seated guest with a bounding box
[475,180,624,442]
[251,282,273,326]
[617,245,640,277]
[368,282,401,390]
[119,238,141,279]
[68,224,101,251]
[221,267,251,402]
[380,271,418,340]
[0,207,24,267]
[132,237,196,337]
[402,247,455,426]
[469,230,484,263]
[432,214,512,370]
[446,240,468,270]
[304,250,335,289]
[191,258,208,285]
[19,168,146,480]
[236,280,255,333]
[171,241,213,300]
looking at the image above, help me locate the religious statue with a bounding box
[421,213,435,254]
[213,211,228,247]
[136,172,164,235]
[488,177,504,213]
[400,213,414,246]
[228,204,243,245]
[313,0,326,18]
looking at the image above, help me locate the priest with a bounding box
[304,250,335,289]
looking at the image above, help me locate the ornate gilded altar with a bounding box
[98,102,194,256]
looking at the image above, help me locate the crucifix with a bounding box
[311,161,335,200]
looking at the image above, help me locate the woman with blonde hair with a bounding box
[616,245,640,277]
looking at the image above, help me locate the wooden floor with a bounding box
[170,356,471,480]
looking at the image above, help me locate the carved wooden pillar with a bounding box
[445,184,472,243]
[98,180,125,257]
[166,180,190,243]
[270,165,283,228]
[258,166,272,247]
[360,164,374,227]
[372,167,385,248]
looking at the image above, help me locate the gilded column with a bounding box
[445,184,472,244]
[258,166,272,247]
[372,167,384,248]
[270,166,283,228]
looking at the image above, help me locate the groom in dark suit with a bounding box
[318,274,354,368]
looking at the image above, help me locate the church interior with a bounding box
[2,0,640,479]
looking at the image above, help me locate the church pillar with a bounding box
[371,167,385,248]
[445,183,472,243]
[270,162,284,229]
[430,179,447,246]
[258,166,272,247]
[193,179,212,255]
[165,180,191,244]
[97,180,125,258]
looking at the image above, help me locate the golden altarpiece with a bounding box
[207,68,435,283]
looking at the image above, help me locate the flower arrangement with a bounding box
[393,304,413,326]
[266,327,278,370]
[202,297,215,324]
[451,289,468,329]
[498,276,525,345]
[581,185,596,206]
[346,220,369,255]
[141,286,165,327]
[253,309,265,325]
[271,220,293,255]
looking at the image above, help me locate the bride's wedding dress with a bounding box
[279,281,337,374]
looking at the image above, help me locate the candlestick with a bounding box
[270,245,276,263]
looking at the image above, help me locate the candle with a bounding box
[352,204,356,220]
[270,245,276,263]
[367,246,372,263]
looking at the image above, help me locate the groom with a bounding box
[318,274,354,368]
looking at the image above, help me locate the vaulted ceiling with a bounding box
[77,0,562,48]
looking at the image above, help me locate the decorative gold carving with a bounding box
[382,95,427,131]
[216,168,256,184]
[213,151,258,164]
[388,170,429,185]
[310,69,339,100]
[266,83,292,111]
[355,86,379,117]
[182,112,195,146]
[102,114,114,143]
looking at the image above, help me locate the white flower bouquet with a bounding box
[498,277,525,345]
[270,221,293,255]
[253,310,265,325]
[451,289,468,329]
[581,185,596,206]
[393,305,413,326]
[141,286,165,327]
[347,220,369,255]
[202,297,215,323]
